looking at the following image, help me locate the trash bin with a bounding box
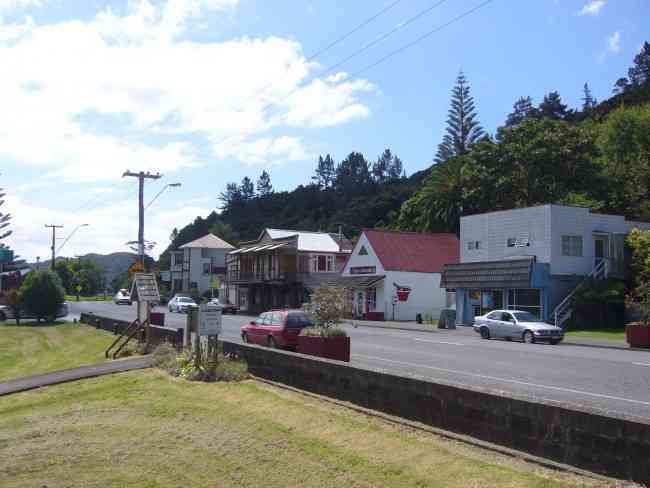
[416,313,423,324]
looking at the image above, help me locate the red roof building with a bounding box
[340,229,459,322]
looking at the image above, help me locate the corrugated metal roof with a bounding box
[179,233,235,250]
[266,228,344,253]
[440,257,535,289]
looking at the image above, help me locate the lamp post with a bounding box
[145,182,181,210]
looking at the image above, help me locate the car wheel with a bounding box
[267,336,277,349]
[242,332,248,344]
[523,330,535,344]
[480,327,490,340]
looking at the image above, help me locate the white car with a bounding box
[114,289,132,306]
[0,301,69,322]
[168,295,198,313]
[473,309,564,344]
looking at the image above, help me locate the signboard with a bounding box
[129,261,145,274]
[130,272,160,302]
[160,271,171,282]
[393,282,412,302]
[350,266,376,275]
[198,304,222,336]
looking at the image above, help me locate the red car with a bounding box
[241,309,313,349]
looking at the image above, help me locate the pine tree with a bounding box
[505,96,535,127]
[256,170,273,196]
[240,177,255,200]
[538,91,568,120]
[581,83,597,111]
[218,182,243,209]
[372,149,391,182]
[0,186,11,241]
[434,71,484,164]
[388,155,404,180]
[628,41,650,88]
[313,154,336,188]
[334,152,371,192]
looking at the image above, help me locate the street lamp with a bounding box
[145,182,181,210]
[56,224,90,254]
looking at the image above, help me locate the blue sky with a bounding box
[1,0,647,261]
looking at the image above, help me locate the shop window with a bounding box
[561,235,583,257]
[507,289,542,317]
[202,263,211,275]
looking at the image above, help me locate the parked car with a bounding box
[473,309,564,344]
[241,309,313,349]
[208,298,238,314]
[0,301,69,322]
[114,289,132,305]
[168,294,198,313]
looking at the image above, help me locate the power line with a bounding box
[350,0,495,78]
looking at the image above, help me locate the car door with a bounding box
[485,311,502,337]
[500,311,518,338]
[248,313,267,345]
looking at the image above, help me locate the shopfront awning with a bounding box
[440,257,534,289]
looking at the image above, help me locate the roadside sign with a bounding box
[130,273,160,302]
[129,261,145,274]
[198,304,222,336]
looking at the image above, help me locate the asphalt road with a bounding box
[69,301,650,422]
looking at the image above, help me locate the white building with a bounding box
[441,205,650,326]
[168,233,235,296]
[340,229,459,321]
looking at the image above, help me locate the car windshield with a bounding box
[512,312,541,322]
[178,297,194,303]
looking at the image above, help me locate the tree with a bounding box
[505,96,535,127]
[209,219,237,246]
[312,154,336,188]
[434,71,484,164]
[0,186,11,241]
[372,149,390,183]
[5,289,22,325]
[53,260,74,293]
[628,41,650,88]
[256,170,273,196]
[20,269,65,322]
[334,152,371,192]
[170,228,178,243]
[240,177,254,200]
[581,83,597,112]
[538,91,568,120]
[302,285,348,335]
[218,182,242,210]
[613,77,630,95]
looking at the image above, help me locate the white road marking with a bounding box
[633,362,650,367]
[412,338,464,346]
[356,354,650,407]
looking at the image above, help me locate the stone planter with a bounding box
[626,322,650,348]
[297,335,350,362]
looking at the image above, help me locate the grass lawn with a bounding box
[0,322,115,381]
[565,329,626,342]
[0,370,616,488]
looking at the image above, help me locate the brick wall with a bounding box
[222,340,650,484]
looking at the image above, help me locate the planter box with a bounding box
[297,335,350,362]
[626,322,650,348]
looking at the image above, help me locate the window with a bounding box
[255,314,265,326]
[486,311,500,320]
[172,253,183,265]
[467,241,481,250]
[358,246,368,255]
[202,263,211,275]
[507,289,542,318]
[311,254,334,272]
[271,313,283,326]
[501,312,514,322]
[562,235,583,257]
[366,287,377,311]
[262,313,272,326]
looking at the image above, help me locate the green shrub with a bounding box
[151,342,177,369]
[300,326,347,338]
[5,289,22,325]
[20,270,65,322]
[568,277,626,329]
[154,344,248,382]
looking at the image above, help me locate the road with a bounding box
[69,301,650,423]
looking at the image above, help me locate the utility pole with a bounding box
[45,224,63,270]
[122,170,162,267]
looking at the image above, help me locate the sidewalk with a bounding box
[0,356,152,397]
[344,318,644,352]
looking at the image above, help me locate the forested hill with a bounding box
[158,149,425,269]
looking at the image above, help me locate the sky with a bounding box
[1,0,648,262]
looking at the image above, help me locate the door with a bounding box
[356,291,364,317]
[485,311,503,337]
[595,238,605,267]
[248,313,267,345]
[500,311,519,337]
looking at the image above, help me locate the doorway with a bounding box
[594,237,607,267]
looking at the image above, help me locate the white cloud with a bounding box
[578,0,605,16]
[4,193,211,261]
[0,0,371,183]
[607,30,621,53]
[0,0,45,10]
[214,135,309,166]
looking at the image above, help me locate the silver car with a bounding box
[168,294,198,313]
[473,309,564,344]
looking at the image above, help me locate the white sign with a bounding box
[198,304,222,336]
[130,273,160,302]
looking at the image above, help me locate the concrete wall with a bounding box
[223,340,650,484]
[384,271,446,321]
